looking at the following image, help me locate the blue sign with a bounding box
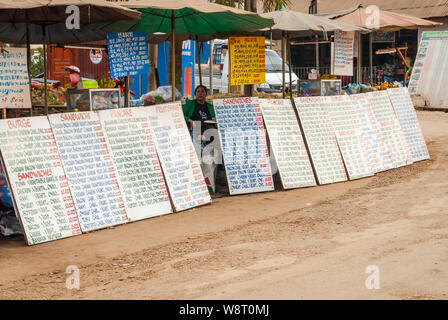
[106,31,150,78]
[182,40,195,96]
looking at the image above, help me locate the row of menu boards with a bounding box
[0,88,429,245]
[0,104,211,245]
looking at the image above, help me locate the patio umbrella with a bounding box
[256,9,366,98]
[328,5,441,83]
[90,0,275,101]
[0,0,141,115]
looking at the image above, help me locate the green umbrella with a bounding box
[91,0,274,101]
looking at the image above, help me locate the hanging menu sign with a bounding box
[0,47,31,109]
[332,31,354,76]
[48,112,128,232]
[324,95,373,180]
[349,94,393,173]
[228,37,266,86]
[366,91,413,168]
[293,97,347,185]
[0,117,81,245]
[144,103,211,211]
[98,108,172,221]
[387,88,430,162]
[214,97,274,195]
[106,31,150,78]
[259,99,316,189]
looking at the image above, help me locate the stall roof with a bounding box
[290,0,448,19]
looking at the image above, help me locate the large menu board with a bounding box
[0,117,81,245]
[0,48,31,109]
[214,97,274,195]
[98,108,172,221]
[332,31,355,76]
[293,97,347,185]
[349,94,393,173]
[259,99,316,189]
[324,95,373,180]
[366,91,413,168]
[144,103,211,211]
[48,112,128,232]
[387,88,430,162]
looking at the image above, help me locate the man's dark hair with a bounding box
[194,85,208,96]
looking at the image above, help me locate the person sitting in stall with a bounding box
[182,85,218,194]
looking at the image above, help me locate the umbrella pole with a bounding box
[282,32,285,99]
[209,40,213,95]
[369,33,373,84]
[196,38,202,86]
[315,34,319,74]
[171,10,175,102]
[42,24,48,115]
[288,35,293,98]
[26,13,32,117]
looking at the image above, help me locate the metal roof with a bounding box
[289,0,448,19]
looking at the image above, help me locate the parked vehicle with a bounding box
[195,40,299,94]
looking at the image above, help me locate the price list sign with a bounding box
[48,112,128,232]
[293,97,347,185]
[214,97,274,195]
[0,117,81,245]
[106,31,150,78]
[0,47,32,109]
[349,94,393,173]
[324,95,373,180]
[332,31,354,76]
[366,91,413,168]
[98,108,172,221]
[144,103,211,211]
[387,88,430,162]
[259,99,316,189]
[229,37,265,86]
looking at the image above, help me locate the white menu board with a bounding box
[0,48,31,109]
[48,112,128,232]
[324,95,373,180]
[144,103,211,211]
[98,108,172,221]
[293,97,347,185]
[259,99,316,189]
[214,97,274,195]
[349,94,393,173]
[366,91,413,168]
[387,88,430,162]
[0,117,81,245]
[332,31,355,76]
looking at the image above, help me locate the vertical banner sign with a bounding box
[366,91,413,168]
[349,94,393,173]
[0,48,32,109]
[408,31,448,108]
[98,108,172,221]
[214,97,274,195]
[48,112,128,232]
[229,37,265,86]
[144,103,211,212]
[324,95,374,180]
[332,31,354,76]
[107,31,150,78]
[0,117,81,245]
[387,88,430,162]
[293,97,347,185]
[182,40,195,97]
[259,99,316,189]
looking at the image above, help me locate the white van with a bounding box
[195,40,299,94]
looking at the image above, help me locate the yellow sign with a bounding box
[229,37,265,86]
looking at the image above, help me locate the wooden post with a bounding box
[369,33,373,84]
[171,10,176,102]
[42,24,48,115]
[357,32,362,84]
[228,38,231,94]
[209,40,213,95]
[288,35,293,98]
[26,12,32,117]
[196,38,202,86]
[125,76,130,108]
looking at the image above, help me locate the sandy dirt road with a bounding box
[0,111,447,300]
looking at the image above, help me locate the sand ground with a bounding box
[0,111,447,300]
